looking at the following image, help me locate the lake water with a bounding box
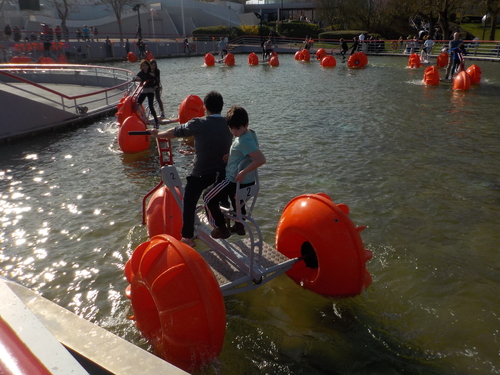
[1,54,499,375]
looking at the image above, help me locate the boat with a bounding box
[123,127,373,372]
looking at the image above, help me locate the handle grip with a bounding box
[128,131,151,135]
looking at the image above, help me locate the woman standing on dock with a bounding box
[135,60,160,128]
[149,60,165,119]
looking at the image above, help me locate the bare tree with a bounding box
[94,0,144,41]
[48,0,83,41]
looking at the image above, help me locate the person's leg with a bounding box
[146,93,158,127]
[154,88,164,116]
[181,176,204,240]
[445,54,453,79]
[204,179,231,230]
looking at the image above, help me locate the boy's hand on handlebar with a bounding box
[149,128,159,137]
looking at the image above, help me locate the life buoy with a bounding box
[275,193,372,297]
[391,40,398,50]
[124,234,226,372]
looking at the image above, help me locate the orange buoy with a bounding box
[116,95,136,125]
[423,65,440,85]
[408,53,421,68]
[118,116,150,153]
[204,53,215,66]
[320,55,336,67]
[124,234,226,372]
[57,54,68,64]
[38,57,55,64]
[315,48,327,60]
[294,50,302,60]
[9,55,31,63]
[436,52,448,68]
[452,70,471,91]
[177,95,205,124]
[301,49,311,62]
[127,52,137,62]
[223,53,235,66]
[269,55,279,66]
[276,193,372,297]
[466,64,481,84]
[145,51,154,61]
[248,52,259,65]
[146,186,183,238]
[347,52,368,68]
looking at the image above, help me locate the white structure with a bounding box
[1,0,251,39]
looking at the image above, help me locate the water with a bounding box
[1,55,500,374]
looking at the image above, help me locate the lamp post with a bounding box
[133,4,142,39]
[482,14,489,41]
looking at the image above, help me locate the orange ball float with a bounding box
[320,55,336,67]
[436,52,448,68]
[466,64,481,84]
[347,52,368,68]
[423,65,440,86]
[276,193,372,297]
[294,50,302,60]
[269,55,279,66]
[118,116,150,153]
[38,57,55,64]
[223,53,235,66]
[146,186,183,238]
[124,234,226,372]
[127,52,137,62]
[315,48,327,60]
[408,53,421,68]
[248,52,259,65]
[177,95,205,124]
[301,49,311,62]
[57,54,68,64]
[452,70,471,91]
[204,53,215,66]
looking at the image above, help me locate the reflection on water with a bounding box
[1,56,500,374]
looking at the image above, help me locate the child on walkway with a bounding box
[203,106,266,239]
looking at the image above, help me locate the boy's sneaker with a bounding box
[180,237,196,247]
[211,226,231,239]
[230,222,246,236]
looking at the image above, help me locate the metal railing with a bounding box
[0,64,136,114]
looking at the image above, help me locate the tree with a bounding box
[314,0,345,29]
[95,0,144,41]
[484,0,499,40]
[47,0,83,41]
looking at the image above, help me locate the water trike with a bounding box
[123,130,373,372]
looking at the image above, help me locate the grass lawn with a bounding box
[460,22,499,40]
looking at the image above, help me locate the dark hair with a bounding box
[149,59,157,66]
[139,59,151,72]
[226,105,249,129]
[203,91,223,114]
[458,43,465,50]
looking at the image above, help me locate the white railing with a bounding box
[0,64,136,114]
